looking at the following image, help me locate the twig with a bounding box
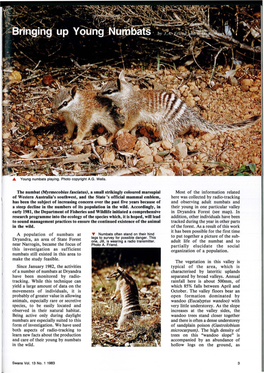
[20,73,46,84]
[139,36,184,48]
[13,42,36,65]
[33,60,41,71]
[201,21,261,53]
[209,46,229,86]
[91,142,100,159]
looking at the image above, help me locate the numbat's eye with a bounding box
[63,101,68,107]
[104,89,116,95]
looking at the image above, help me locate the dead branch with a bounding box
[199,21,260,53]
[3,5,260,67]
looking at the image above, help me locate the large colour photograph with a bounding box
[2,5,261,176]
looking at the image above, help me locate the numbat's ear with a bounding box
[118,71,132,91]
[119,70,126,82]
[71,86,77,98]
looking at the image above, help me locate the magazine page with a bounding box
[2,3,262,373]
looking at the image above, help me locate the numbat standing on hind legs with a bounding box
[107,268,141,329]
[98,70,260,143]
[52,86,120,143]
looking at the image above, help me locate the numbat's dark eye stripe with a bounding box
[58,100,70,111]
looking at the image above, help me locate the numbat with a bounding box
[52,86,120,143]
[98,71,260,142]
[107,268,141,329]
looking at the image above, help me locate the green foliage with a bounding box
[234,163,257,176]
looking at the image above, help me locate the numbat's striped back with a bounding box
[98,71,261,143]
[107,268,141,329]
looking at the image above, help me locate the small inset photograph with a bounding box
[92,247,161,347]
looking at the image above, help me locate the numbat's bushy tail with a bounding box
[107,268,141,329]
[98,71,261,142]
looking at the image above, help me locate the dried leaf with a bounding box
[23,136,38,147]
[29,116,37,123]
[221,69,236,79]
[8,70,22,82]
[20,151,37,159]
[3,132,11,139]
[62,153,91,164]
[111,167,139,176]
[42,74,54,86]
